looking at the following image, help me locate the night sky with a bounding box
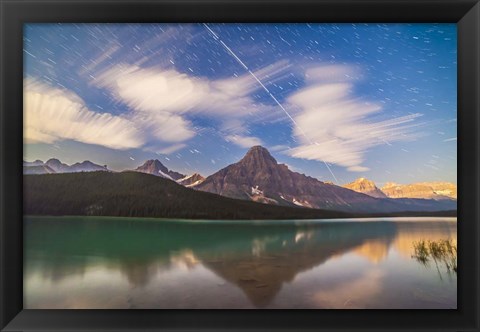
[23,23,457,185]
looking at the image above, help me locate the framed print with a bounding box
[1,0,479,331]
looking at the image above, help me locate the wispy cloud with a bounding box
[27,53,426,166]
[92,62,287,117]
[156,143,187,154]
[443,137,457,142]
[78,43,121,76]
[269,144,291,152]
[24,79,144,150]
[225,134,263,148]
[24,78,194,153]
[26,58,292,153]
[78,25,196,77]
[91,62,290,149]
[286,65,424,172]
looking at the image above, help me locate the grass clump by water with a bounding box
[412,239,457,274]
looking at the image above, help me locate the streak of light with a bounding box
[203,23,339,183]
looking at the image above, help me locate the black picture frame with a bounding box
[1,0,479,331]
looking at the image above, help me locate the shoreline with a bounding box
[23,215,458,224]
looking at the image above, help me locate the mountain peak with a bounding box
[196,146,395,209]
[241,146,277,166]
[45,158,70,172]
[39,158,107,173]
[343,178,387,199]
[248,145,268,152]
[354,177,375,185]
[144,159,164,167]
[135,159,185,180]
[46,158,62,164]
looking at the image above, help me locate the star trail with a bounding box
[23,23,457,185]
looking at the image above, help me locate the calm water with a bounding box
[24,216,457,309]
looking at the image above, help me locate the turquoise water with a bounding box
[24,216,457,309]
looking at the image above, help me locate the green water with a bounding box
[24,216,457,309]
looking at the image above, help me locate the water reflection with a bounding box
[24,217,457,309]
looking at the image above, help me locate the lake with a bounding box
[24,216,457,309]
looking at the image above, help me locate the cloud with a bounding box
[156,143,187,154]
[443,137,457,142]
[92,63,284,117]
[130,112,194,143]
[286,65,423,172]
[78,25,196,77]
[24,78,194,153]
[24,79,144,150]
[269,144,290,152]
[214,60,292,97]
[78,43,121,76]
[27,58,292,153]
[347,166,370,172]
[91,62,290,149]
[225,135,263,148]
[93,65,210,114]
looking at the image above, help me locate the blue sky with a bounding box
[23,23,457,185]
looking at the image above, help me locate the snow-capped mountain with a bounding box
[343,177,387,198]
[134,159,185,180]
[381,182,457,200]
[177,173,205,187]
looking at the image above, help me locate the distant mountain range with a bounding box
[23,146,456,216]
[195,146,455,213]
[23,157,206,185]
[342,178,456,201]
[23,158,108,174]
[24,171,455,219]
[24,171,355,220]
[380,182,457,200]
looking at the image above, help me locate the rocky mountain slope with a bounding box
[343,177,387,198]
[195,146,455,213]
[177,173,205,187]
[24,171,355,220]
[134,159,185,180]
[381,182,457,200]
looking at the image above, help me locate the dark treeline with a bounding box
[24,172,456,220]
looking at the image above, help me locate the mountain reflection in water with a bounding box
[24,217,457,309]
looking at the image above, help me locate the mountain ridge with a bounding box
[134,159,185,180]
[381,181,457,200]
[24,171,456,219]
[195,146,455,213]
[23,148,457,211]
[23,158,108,174]
[177,173,205,187]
